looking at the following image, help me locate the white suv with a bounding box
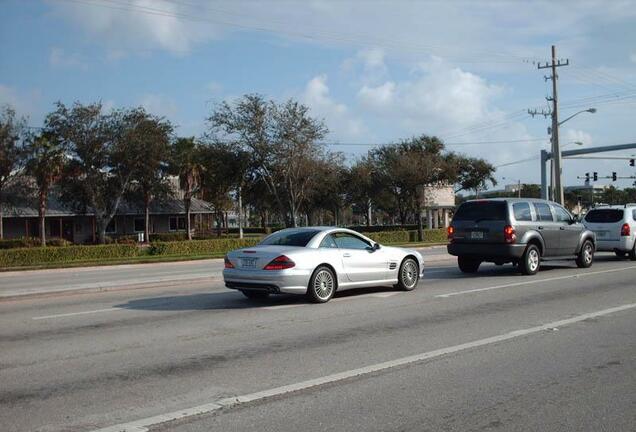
[583,204,636,259]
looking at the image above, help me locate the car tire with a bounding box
[307,266,336,303]
[395,258,419,291]
[240,290,269,300]
[458,256,481,273]
[629,245,636,261]
[576,240,594,268]
[520,244,541,275]
[615,251,627,258]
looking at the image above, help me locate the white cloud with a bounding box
[630,53,636,64]
[139,93,179,118]
[50,0,222,55]
[205,81,223,94]
[301,74,364,139]
[0,85,42,122]
[357,81,396,110]
[49,47,88,70]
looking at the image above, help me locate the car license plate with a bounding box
[595,231,608,238]
[240,257,257,268]
[470,231,484,240]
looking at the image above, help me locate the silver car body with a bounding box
[223,227,425,295]
[583,205,636,252]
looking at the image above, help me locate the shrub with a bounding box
[149,238,260,256]
[0,244,140,268]
[362,230,410,244]
[0,237,72,249]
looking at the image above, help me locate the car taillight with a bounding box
[447,226,455,241]
[621,223,630,236]
[263,255,295,270]
[224,256,234,269]
[504,225,516,243]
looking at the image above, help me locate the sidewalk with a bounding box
[0,245,453,301]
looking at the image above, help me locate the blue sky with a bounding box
[2,0,636,188]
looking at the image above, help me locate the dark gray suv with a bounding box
[447,198,595,275]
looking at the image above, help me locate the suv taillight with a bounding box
[447,226,455,241]
[621,223,630,236]
[263,255,295,270]
[224,256,234,269]
[504,225,516,243]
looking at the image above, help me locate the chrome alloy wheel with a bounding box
[401,260,419,289]
[527,248,540,272]
[313,269,335,301]
[582,242,593,265]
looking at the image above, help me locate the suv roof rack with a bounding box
[624,203,636,208]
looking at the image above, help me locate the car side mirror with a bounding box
[570,215,579,224]
[369,242,381,252]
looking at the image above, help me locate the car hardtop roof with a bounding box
[592,203,636,209]
[463,197,558,205]
[275,226,358,233]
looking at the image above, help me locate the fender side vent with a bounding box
[388,262,397,270]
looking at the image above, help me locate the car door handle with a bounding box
[343,253,351,258]
[538,226,544,230]
[559,226,565,230]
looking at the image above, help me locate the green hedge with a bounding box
[0,237,72,249]
[362,230,410,244]
[0,244,140,267]
[149,238,260,256]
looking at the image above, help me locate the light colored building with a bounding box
[419,183,455,228]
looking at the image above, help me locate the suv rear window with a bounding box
[453,201,506,222]
[584,209,624,223]
[260,229,320,246]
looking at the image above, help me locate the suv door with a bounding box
[532,202,560,256]
[332,232,387,282]
[552,204,581,255]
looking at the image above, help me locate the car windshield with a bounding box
[453,201,507,222]
[584,209,624,223]
[259,230,321,246]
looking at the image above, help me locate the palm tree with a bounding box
[171,137,203,240]
[24,133,66,246]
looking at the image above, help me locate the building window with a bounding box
[169,216,187,231]
[105,219,117,234]
[134,218,145,233]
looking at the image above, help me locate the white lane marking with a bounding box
[90,302,636,432]
[262,291,401,309]
[435,265,636,298]
[32,308,122,320]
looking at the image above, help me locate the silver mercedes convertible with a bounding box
[223,227,425,303]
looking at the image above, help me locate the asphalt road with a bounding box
[1,252,635,432]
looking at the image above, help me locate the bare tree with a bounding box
[171,137,203,240]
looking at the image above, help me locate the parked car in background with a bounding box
[223,227,425,303]
[583,204,636,259]
[447,198,596,275]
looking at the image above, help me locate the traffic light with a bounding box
[630,159,635,167]
[593,172,598,181]
[612,172,617,181]
[585,172,590,181]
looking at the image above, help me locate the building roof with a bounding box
[1,195,215,218]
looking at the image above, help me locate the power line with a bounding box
[321,138,546,147]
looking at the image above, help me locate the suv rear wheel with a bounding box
[520,244,541,275]
[576,240,594,268]
[629,245,636,261]
[458,256,481,273]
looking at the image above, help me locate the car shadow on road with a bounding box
[114,291,305,311]
[114,285,406,312]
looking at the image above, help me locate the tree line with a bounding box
[0,95,497,245]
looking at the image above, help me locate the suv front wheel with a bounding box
[520,244,541,275]
[576,240,594,268]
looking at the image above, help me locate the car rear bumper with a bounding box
[595,238,634,252]
[223,268,311,295]
[447,242,526,260]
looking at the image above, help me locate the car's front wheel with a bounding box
[576,240,594,268]
[395,258,419,291]
[458,256,481,273]
[307,266,336,303]
[520,244,541,275]
[240,290,269,300]
[615,251,627,258]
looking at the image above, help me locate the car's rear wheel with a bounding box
[395,258,419,291]
[629,244,636,261]
[307,266,336,303]
[576,240,594,268]
[240,290,269,300]
[520,244,541,275]
[615,251,627,258]
[458,256,481,273]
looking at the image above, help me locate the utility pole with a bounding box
[538,45,568,204]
